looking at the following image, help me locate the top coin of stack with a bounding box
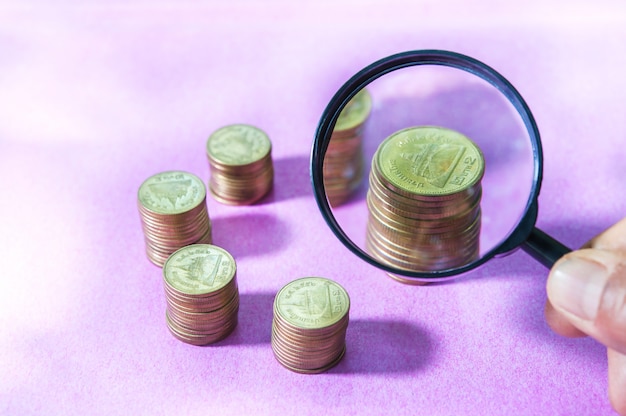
[271,277,350,374]
[206,124,273,205]
[323,88,372,207]
[365,126,485,280]
[137,171,212,267]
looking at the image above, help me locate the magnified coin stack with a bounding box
[162,244,239,345]
[271,277,350,374]
[137,171,212,267]
[366,126,485,281]
[323,88,372,206]
[206,124,274,205]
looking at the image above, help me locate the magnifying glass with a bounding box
[311,50,571,284]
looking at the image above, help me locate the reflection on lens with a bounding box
[323,88,372,207]
[365,126,485,282]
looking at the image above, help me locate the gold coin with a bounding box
[376,126,484,197]
[164,279,238,304]
[137,172,212,267]
[366,238,477,272]
[206,124,271,167]
[206,124,274,205]
[271,321,348,349]
[272,344,346,374]
[163,244,236,296]
[366,224,480,261]
[166,311,237,345]
[367,184,481,221]
[271,277,350,373]
[273,310,349,339]
[166,291,239,317]
[138,171,206,215]
[334,88,372,132]
[163,245,239,346]
[323,88,371,207]
[274,277,350,331]
[365,126,485,275]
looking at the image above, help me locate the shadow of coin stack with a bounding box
[366,126,485,282]
[323,88,372,207]
[137,171,212,267]
[162,244,239,345]
[271,277,350,374]
[206,124,274,205]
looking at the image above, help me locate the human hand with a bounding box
[545,217,626,415]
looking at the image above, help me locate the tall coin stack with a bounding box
[271,277,350,374]
[323,88,372,206]
[138,171,212,267]
[366,126,485,281]
[206,124,274,205]
[162,244,239,345]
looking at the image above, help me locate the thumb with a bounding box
[547,248,626,354]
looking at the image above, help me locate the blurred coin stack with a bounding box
[206,124,273,205]
[137,171,212,267]
[323,88,372,206]
[366,126,485,281]
[271,277,350,374]
[162,244,239,345]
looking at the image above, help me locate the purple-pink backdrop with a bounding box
[2,2,626,415]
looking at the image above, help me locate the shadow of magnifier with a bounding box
[311,50,571,283]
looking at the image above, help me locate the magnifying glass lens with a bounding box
[315,56,538,283]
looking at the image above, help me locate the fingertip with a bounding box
[596,264,626,353]
[608,349,626,416]
[544,300,587,338]
[547,249,626,352]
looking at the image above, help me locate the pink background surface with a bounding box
[2,1,626,415]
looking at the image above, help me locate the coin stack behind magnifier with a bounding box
[366,126,485,282]
[323,88,372,206]
[163,244,239,346]
[271,277,350,374]
[206,124,274,205]
[137,171,213,267]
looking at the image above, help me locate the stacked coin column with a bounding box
[162,244,239,345]
[206,124,274,205]
[271,277,350,374]
[365,126,485,280]
[137,171,212,267]
[323,88,372,207]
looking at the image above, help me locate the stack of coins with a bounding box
[206,124,273,205]
[366,126,485,280]
[271,277,350,374]
[323,88,372,206]
[162,244,239,345]
[137,171,212,267]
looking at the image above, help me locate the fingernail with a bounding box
[549,256,609,321]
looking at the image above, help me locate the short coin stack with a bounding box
[162,244,239,345]
[271,277,350,374]
[366,126,485,280]
[206,124,274,205]
[138,171,212,267]
[323,88,372,206]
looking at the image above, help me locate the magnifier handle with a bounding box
[521,227,572,269]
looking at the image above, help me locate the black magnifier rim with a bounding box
[311,49,542,280]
